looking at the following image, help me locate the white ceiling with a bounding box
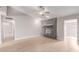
[7,6,29,16]
[46,6,79,18]
[8,6,79,19]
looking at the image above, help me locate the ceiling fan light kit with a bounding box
[38,6,50,18]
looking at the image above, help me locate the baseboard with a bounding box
[15,35,41,40]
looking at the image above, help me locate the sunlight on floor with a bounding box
[64,37,79,51]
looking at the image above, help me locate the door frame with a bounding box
[64,19,77,40]
[1,15,15,43]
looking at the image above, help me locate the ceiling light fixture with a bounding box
[38,6,50,18]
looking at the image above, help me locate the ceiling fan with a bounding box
[38,6,50,18]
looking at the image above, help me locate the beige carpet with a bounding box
[0,37,79,52]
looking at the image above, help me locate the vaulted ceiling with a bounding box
[8,6,79,19]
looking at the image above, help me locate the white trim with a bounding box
[65,19,77,23]
[15,35,41,40]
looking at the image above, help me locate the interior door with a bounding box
[64,19,78,49]
[64,19,77,40]
[1,15,15,43]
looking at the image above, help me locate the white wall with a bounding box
[57,17,64,40]
[11,15,41,40]
[0,6,7,16]
[57,13,79,41]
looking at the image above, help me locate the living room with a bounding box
[0,6,79,52]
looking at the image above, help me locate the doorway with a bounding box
[1,15,15,43]
[64,19,78,49]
